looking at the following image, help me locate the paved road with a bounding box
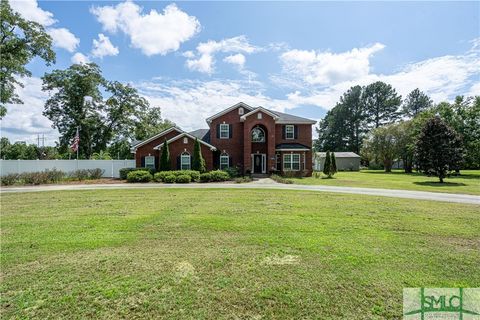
[2,182,479,205]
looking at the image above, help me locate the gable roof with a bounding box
[130,126,183,152]
[240,107,280,121]
[153,132,217,151]
[205,102,254,124]
[189,129,211,144]
[271,110,317,124]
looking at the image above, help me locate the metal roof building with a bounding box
[313,152,361,171]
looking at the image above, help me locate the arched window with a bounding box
[181,151,191,170]
[220,152,229,170]
[238,107,244,115]
[251,127,265,142]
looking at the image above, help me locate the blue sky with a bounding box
[2,0,479,145]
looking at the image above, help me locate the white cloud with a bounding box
[186,36,259,74]
[91,34,119,58]
[71,52,90,64]
[2,77,58,144]
[279,43,385,86]
[9,0,56,26]
[10,0,80,53]
[90,2,200,56]
[47,28,80,52]
[223,53,246,68]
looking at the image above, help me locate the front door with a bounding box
[253,154,263,173]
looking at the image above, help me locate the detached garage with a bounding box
[313,152,361,171]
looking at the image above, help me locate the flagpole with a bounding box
[76,126,79,160]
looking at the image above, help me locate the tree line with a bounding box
[1,0,174,160]
[315,82,480,171]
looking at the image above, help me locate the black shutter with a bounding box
[213,151,220,169]
[176,156,181,170]
[229,156,232,167]
[294,125,298,139]
[141,156,145,167]
[282,125,286,139]
[155,156,159,170]
[229,124,233,138]
[216,124,220,139]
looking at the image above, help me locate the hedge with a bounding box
[120,167,155,180]
[163,174,176,183]
[175,174,191,183]
[154,170,200,182]
[126,170,152,183]
[200,170,230,182]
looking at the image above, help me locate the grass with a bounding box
[1,189,479,319]
[292,170,480,195]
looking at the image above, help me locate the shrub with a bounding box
[21,172,49,185]
[224,166,240,178]
[199,172,212,183]
[120,167,155,180]
[126,170,152,183]
[270,174,293,184]
[155,170,200,182]
[234,176,252,183]
[163,174,176,183]
[1,173,19,186]
[88,168,103,179]
[45,168,65,182]
[209,170,230,182]
[175,174,191,183]
[69,169,89,180]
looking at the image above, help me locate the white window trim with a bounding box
[238,107,244,115]
[220,123,229,139]
[181,152,191,170]
[285,125,295,140]
[183,137,188,144]
[220,154,229,170]
[283,153,300,171]
[145,155,155,169]
[257,112,262,119]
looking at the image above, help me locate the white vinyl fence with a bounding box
[0,160,136,178]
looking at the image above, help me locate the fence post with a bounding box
[111,160,114,178]
[17,159,20,174]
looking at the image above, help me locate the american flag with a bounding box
[71,127,79,152]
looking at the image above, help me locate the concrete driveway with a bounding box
[2,181,479,205]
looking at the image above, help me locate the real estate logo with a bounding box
[403,288,480,320]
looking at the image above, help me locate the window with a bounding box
[257,112,262,119]
[238,107,244,115]
[181,151,191,170]
[251,127,265,142]
[283,153,300,171]
[183,137,188,144]
[285,125,295,139]
[220,153,229,170]
[145,156,155,169]
[220,124,229,139]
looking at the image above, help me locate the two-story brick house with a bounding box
[131,102,316,176]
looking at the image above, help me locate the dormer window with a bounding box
[238,107,244,115]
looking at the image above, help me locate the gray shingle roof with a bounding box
[188,129,211,144]
[269,110,317,124]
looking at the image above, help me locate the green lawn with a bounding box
[292,170,480,195]
[1,189,479,319]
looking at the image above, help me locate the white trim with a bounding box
[283,153,301,171]
[219,123,229,139]
[285,125,295,139]
[180,151,191,170]
[219,153,229,170]
[153,132,217,151]
[275,148,310,152]
[240,107,279,122]
[144,155,155,169]
[130,126,183,152]
[206,102,254,124]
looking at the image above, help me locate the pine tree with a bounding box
[415,116,464,182]
[159,140,170,171]
[192,138,206,172]
[331,152,337,174]
[323,151,331,177]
